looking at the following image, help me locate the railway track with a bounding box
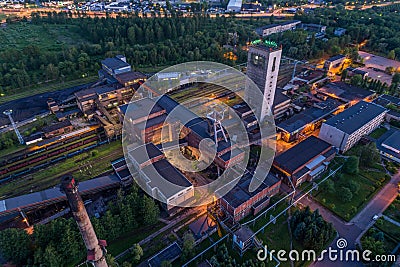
[0,136,111,184]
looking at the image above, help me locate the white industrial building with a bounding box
[226,0,242,12]
[318,101,387,152]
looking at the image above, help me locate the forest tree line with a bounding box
[1,3,400,95]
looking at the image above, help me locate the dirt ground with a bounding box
[0,82,95,127]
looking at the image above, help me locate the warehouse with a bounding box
[318,101,387,152]
[218,172,281,222]
[273,136,336,187]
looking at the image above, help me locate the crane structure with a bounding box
[206,105,228,149]
[3,109,24,144]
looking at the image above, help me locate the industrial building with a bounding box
[255,20,301,37]
[111,158,133,186]
[276,99,342,142]
[226,0,242,12]
[316,82,375,103]
[324,55,346,70]
[0,175,120,217]
[373,94,400,122]
[345,67,369,79]
[217,172,281,222]
[121,95,246,170]
[376,129,400,163]
[147,242,182,267]
[245,43,282,121]
[128,143,195,213]
[75,85,134,114]
[100,55,131,79]
[115,71,147,88]
[42,119,74,138]
[318,101,387,152]
[273,136,336,187]
[272,88,292,119]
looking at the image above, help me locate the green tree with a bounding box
[392,73,400,84]
[388,50,396,60]
[0,228,31,264]
[122,262,132,267]
[350,74,363,86]
[341,187,353,203]
[322,179,335,194]
[343,156,359,174]
[362,236,385,256]
[359,143,380,168]
[345,180,360,195]
[127,26,136,45]
[43,244,62,266]
[341,69,348,81]
[182,232,195,260]
[45,63,59,81]
[141,195,159,225]
[131,243,143,262]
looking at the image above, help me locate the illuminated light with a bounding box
[250,39,278,48]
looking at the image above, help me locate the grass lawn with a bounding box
[384,196,400,222]
[137,65,172,73]
[313,171,385,221]
[0,140,123,199]
[0,23,87,51]
[375,218,400,242]
[107,221,165,256]
[369,127,388,139]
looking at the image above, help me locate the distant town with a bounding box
[0,1,399,267]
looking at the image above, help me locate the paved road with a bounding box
[303,170,400,267]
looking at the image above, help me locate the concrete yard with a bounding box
[358,51,400,85]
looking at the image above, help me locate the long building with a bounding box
[376,129,400,163]
[277,99,341,143]
[273,136,336,187]
[217,172,281,222]
[318,101,387,152]
[255,20,301,37]
[127,143,195,213]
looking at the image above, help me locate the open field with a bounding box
[107,221,166,256]
[0,140,123,199]
[0,22,87,51]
